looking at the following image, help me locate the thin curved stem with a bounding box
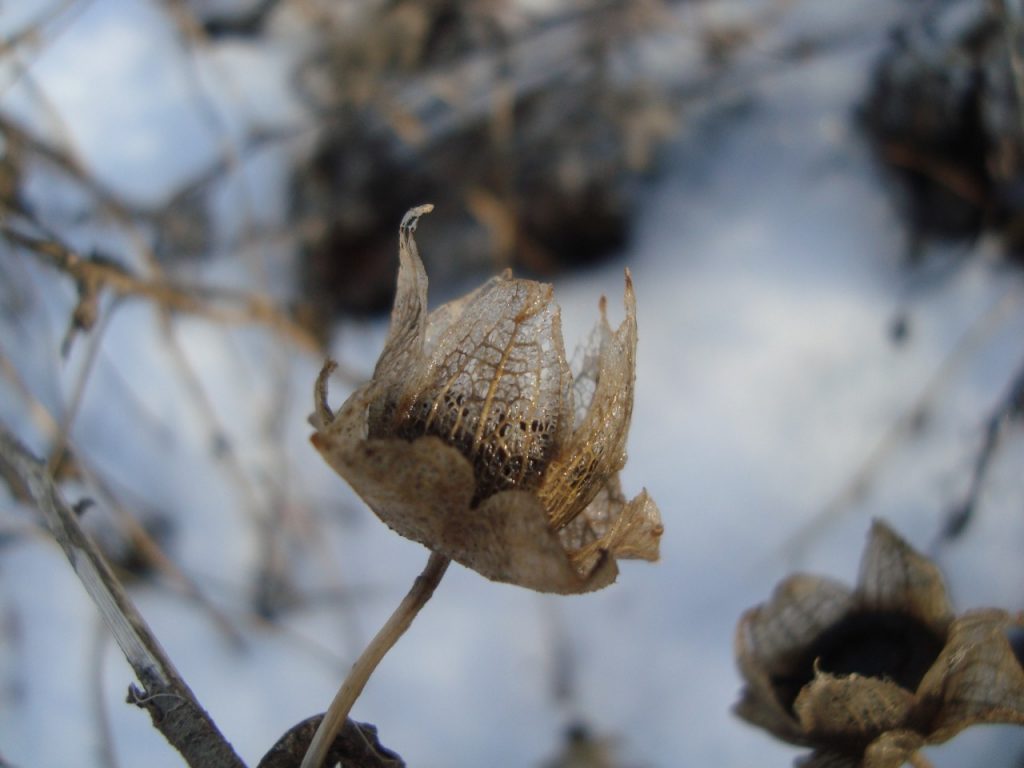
[300,551,451,768]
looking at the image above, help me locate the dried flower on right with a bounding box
[734,520,1024,768]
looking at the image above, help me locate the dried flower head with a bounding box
[312,205,662,593]
[735,520,1024,768]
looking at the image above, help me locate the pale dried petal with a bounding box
[371,205,432,388]
[312,423,474,551]
[794,672,915,740]
[918,609,1024,741]
[469,491,617,593]
[739,574,856,676]
[375,273,574,503]
[601,489,662,561]
[856,520,953,634]
[538,273,637,530]
[863,730,925,768]
[314,390,613,593]
[422,271,510,352]
[734,576,856,745]
[733,685,808,747]
[559,478,661,576]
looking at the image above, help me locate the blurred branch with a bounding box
[0,0,84,59]
[1,225,321,353]
[782,284,1024,561]
[0,423,246,768]
[84,464,247,648]
[0,112,132,220]
[998,0,1024,136]
[198,0,282,39]
[938,354,1024,542]
[321,0,672,155]
[304,0,899,161]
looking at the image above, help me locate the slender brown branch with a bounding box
[300,551,451,768]
[937,354,1024,543]
[0,423,246,768]
[84,464,248,648]
[2,225,321,354]
[782,284,1024,562]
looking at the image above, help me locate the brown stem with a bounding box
[300,551,450,768]
[1,225,322,355]
[0,424,245,768]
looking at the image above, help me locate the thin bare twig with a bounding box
[782,284,1024,561]
[936,354,1024,544]
[2,225,321,354]
[48,295,115,473]
[300,551,450,768]
[0,424,246,768]
[83,464,248,648]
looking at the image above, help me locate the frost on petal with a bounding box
[856,520,953,633]
[374,274,574,504]
[919,609,1024,741]
[539,272,638,530]
[793,672,914,741]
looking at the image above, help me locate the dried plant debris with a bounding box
[311,206,661,593]
[257,715,404,768]
[863,0,1024,256]
[290,0,676,332]
[735,519,1024,768]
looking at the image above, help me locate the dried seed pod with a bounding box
[312,205,661,593]
[735,520,1024,767]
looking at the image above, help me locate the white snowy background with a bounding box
[1,1,1023,767]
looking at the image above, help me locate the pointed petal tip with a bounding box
[313,359,338,428]
[401,204,434,233]
[869,517,897,538]
[864,517,914,561]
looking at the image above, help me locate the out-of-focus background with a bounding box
[1,0,1023,766]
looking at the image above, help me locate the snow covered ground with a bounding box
[1,1,1023,767]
